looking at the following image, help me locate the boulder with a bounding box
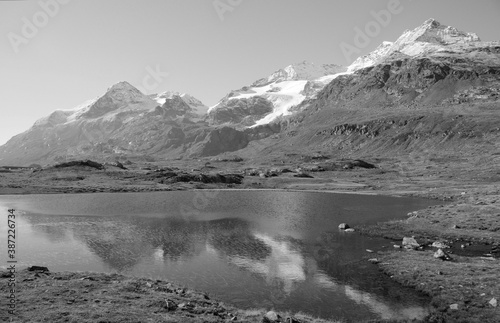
[53,160,104,170]
[247,169,260,176]
[489,298,498,308]
[402,237,420,249]
[293,172,313,178]
[262,311,281,323]
[27,266,49,272]
[344,228,355,232]
[115,161,127,170]
[338,223,350,230]
[343,159,376,170]
[164,299,178,311]
[434,249,452,261]
[449,304,459,310]
[432,241,450,249]
[368,258,380,264]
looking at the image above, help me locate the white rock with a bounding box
[432,241,450,249]
[449,304,459,310]
[263,311,280,322]
[434,249,452,261]
[489,298,498,307]
[338,223,350,230]
[402,237,420,249]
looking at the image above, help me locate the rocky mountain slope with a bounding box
[0,19,499,166]
[207,61,348,127]
[0,82,244,165]
[237,19,500,162]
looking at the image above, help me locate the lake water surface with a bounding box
[0,190,443,322]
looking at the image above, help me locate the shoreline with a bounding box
[1,268,339,323]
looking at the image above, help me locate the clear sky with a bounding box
[1,0,499,145]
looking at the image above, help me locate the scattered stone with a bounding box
[263,310,281,323]
[368,258,380,264]
[480,257,496,261]
[0,271,14,278]
[432,241,450,249]
[402,237,420,249]
[114,161,127,170]
[393,245,402,249]
[489,298,497,307]
[343,160,376,169]
[293,172,313,178]
[434,249,452,261]
[344,228,355,232]
[164,299,178,311]
[450,304,459,310]
[338,223,350,230]
[28,266,49,272]
[452,224,461,229]
[366,249,374,253]
[53,160,104,170]
[285,317,301,323]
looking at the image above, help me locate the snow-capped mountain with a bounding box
[151,91,209,116]
[1,18,498,166]
[0,82,226,165]
[208,61,348,127]
[348,18,483,71]
[208,19,497,129]
[33,81,158,129]
[251,61,346,87]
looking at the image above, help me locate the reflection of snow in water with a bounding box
[214,232,427,321]
[153,247,164,263]
[344,286,427,321]
[224,232,305,295]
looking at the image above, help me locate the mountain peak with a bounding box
[422,18,440,28]
[395,19,481,50]
[151,91,208,116]
[106,81,143,95]
[348,18,484,71]
[79,81,155,119]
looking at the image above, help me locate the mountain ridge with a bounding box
[1,19,499,166]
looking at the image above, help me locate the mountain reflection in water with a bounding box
[0,191,442,321]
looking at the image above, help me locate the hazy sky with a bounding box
[1,0,499,145]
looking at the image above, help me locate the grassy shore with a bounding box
[0,268,338,323]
